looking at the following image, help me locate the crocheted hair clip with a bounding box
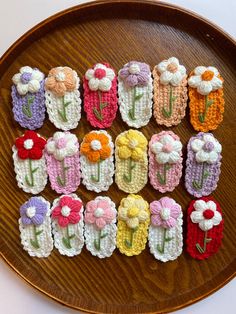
[12,66,45,129]
[115,129,148,193]
[188,66,224,131]
[13,131,47,194]
[19,196,53,257]
[84,196,117,258]
[149,197,183,262]
[117,194,150,256]
[149,131,183,193]
[51,194,84,256]
[83,63,117,128]
[153,57,187,126]
[45,66,81,130]
[186,197,223,260]
[185,132,222,197]
[44,131,80,194]
[80,130,114,192]
[118,61,153,128]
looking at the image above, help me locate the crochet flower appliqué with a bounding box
[191,134,222,164]
[118,61,150,88]
[12,66,44,95]
[156,57,186,86]
[85,63,115,92]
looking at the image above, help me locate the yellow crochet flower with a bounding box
[116,129,147,161]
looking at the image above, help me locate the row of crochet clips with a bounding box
[12,59,224,132]
[13,129,221,196]
[19,194,223,260]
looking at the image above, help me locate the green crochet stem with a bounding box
[192,162,209,190]
[62,225,75,249]
[22,95,34,118]
[128,86,144,121]
[123,157,136,183]
[125,228,137,248]
[91,160,102,182]
[30,225,43,249]
[57,159,70,187]
[25,159,38,187]
[198,95,214,123]
[196,230,212,254]
[58,95,71,122]
[162,86,177,118]
[93,91,108,121]
[156,163,172,185]
[157,228,173,254]
[94,229,108,251]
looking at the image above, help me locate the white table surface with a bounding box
[0,0,235,313]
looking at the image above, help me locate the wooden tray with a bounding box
[0,1,235,313]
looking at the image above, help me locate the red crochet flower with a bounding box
[15,130,46,160]
[52,196,82,227]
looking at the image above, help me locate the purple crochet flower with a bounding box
[20,197,47,225]
[150,197,181,229]
[119,61,150,87]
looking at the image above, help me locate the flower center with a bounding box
[23,139,34,150]
[203,209,214,219]
[26,206,36,218]
[94,68,106,79]
[167,63,178,73]
[127,207,139,218]
[20,72,32,84]
[90,140,102,151]
[55,71,66,82]
[56,137,67,149]
[160,207,171,220]
[61,205,71,217]
[129,139,138,149]
[129,63,140,74]
[94,207,104,218]
[203,141,214,152]
[201,70,214,81]
[162,143,173,153]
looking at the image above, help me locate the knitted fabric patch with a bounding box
[80,130,114,192]
[115,129,148,193]
[12,131,47,194]
[51,194,84,257]
[148,197,183,262]
[83,63,117,128]
[45,66,81,130]
[153,58,187,127]
[186,197,223,260]
[149,131,183,193]
[84,196,117,258]
[117,194,150,256]
[19,196,53,258]
[188,67,224,132]
[185,132,222,197]
[118,61,153,128]
[12,66,45,130]
[45,132,81,194]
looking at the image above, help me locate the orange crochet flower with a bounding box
[45,66,77,97]
[80,132,111,163]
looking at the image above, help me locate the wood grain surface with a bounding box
[0,1,236,313]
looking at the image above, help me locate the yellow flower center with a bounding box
[201,70,214,81]
[167,63,178,73]
[128,139,138,149]
[127,207,139,218]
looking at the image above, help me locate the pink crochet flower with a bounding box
[52,196,82,227]
[150,197,181,229]
[85,199,115,229]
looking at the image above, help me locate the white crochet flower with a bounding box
[156,57,186,86]
[12,66,44,95]
[188,66,222,95]
[151,134,182,164]
[191,134,222,164]
[191,200,222,231]
[85,63,115,92]
[46,132,78,161]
